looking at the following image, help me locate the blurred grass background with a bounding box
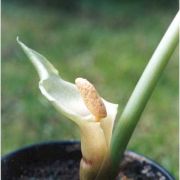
[2,0,178,179]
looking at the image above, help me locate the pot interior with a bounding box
[2,141,174,180]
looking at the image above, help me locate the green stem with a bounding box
[110,11,179,177]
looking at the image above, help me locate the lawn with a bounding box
[2,2,178,179]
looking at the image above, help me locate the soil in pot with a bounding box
[2,142,174,180]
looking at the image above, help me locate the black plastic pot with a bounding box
[2,141,174,180]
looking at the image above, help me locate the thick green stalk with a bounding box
[109,11,179,178]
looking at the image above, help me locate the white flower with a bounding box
[17,38,118,179]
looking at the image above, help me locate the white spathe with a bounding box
[17,38,118,179]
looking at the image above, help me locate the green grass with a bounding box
[2,2,178,179]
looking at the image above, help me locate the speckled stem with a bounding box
[110,11,179,178]
[96,11,179,180]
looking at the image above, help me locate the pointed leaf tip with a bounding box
[16,36,20,42]
[17,39,59,80]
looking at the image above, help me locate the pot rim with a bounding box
[2,141,175,180]
[1,140,79,161]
